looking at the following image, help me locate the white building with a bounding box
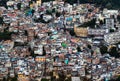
[88,28,108,36]
[72,77,81,81]
[103,9,118,15]
[105,18,114,29]
[104,32,120,44]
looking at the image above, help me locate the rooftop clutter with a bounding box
[0,0,120,81]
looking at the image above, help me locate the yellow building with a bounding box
[35,56,46,62]
[36,0,41,6]
[74,26,88,37]
[18,73,29,81]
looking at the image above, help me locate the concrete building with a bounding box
[104,32,120,44]
[74,26,88,37]
[105,18,114,29]
[88,28,108,36]
[72,77,81,81]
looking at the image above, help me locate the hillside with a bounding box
[0,0,120,9]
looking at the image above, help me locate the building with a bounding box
[36,0,41,6]
[88,28,108,36]
[105,18,114,29]
[34,45,43,55]
[35,56,46,62]
[71,77,81,81]
[103,9,118,15]
[74,26,88,37]
[104,32,120,44]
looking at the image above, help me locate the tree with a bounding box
[2,77,7,81]
[115,76,120,81]
[31,9,35,16]
[43,46,46,56]
[80,18,96,28]
[11,77,18,81]
[47,31,52,36]
[41,78,49,81]
[109,76,120,81]
[117,15,120,22]
[17,3,21,10]
[64,77,71,81]
[100,45,108,55]
[56,12,61,17]
[52,8,56,13]
[46,9,52,15]
[105,2,112,9]
[87,44,92,49]
[109,29,115,32]
[99,20,104,25]
[41,0,54,3]
[58,71,66,81]
[77,46,81,52]
[109,47,119,58]
[69,29,76,36]
[0,31,14,40]
[0,17,4,25]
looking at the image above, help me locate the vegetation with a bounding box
[41,0,120,9]
[56,12,61,18]
[1,0,120,9]
[100,45,108,54]
[87,44,92,49]
[109,76,120,81]
[58,71,66,81]
[41,78,49,81]
[0,17,4,25]
[79,18,96,28]
[117,15,120,23]
[67,0,120,9]
[77,46,82,52]
[68,28,76,36]
[3,74,18,81]
[46,9,52,15]
[109,46,119,58]
[109,29,115,33]
[0,31,14,40]
[43,46,46,56]
[100,44,120,58]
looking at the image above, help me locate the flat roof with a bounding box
[71,77,81,81]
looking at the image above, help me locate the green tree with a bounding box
[0,17,4,25]
[77,46,81,52]
[117,15,120,22]
[17,3,21,10]
[116,76,120,81]
[56,12,61,17]
[0,31,14,40]
[109,76,120,81]
[99,20,104,25]
[87,44,92,49]
[2,77,7,81]
[105,2,112,9]
[41,78,49,81]
[46,9,52,15]
[80,18,96,28]
[58,71,66,81]
[100,45,108,54]
[43,46,46,56]
[109,47,119,58]
[109,29,115,33]
[65,77,71,81]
